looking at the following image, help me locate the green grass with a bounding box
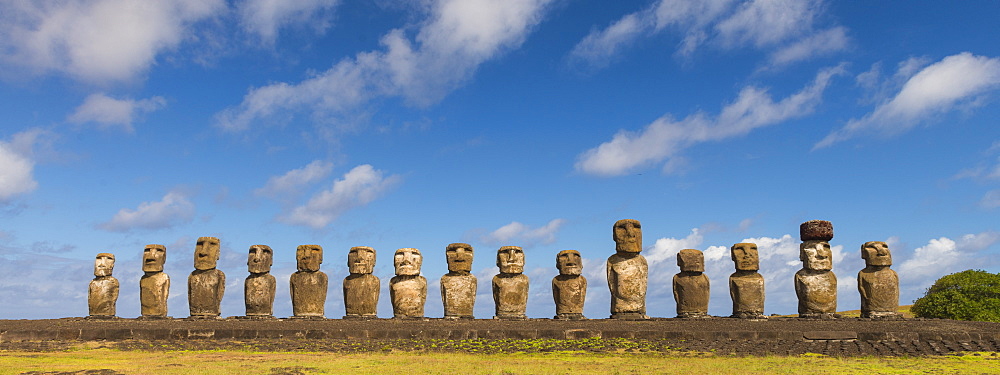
[2,348,999,375]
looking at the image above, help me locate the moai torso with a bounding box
[673,273,710,317]
[441,273,477,318]
[290,271,328,316]
[441,243,476,318]
[245,273,276,316]
[89,253,118,317]
[858,240,900,318]
[89,277,119,317]
[390,275,427,318]
[730,272,765,317]
[608,219,647,318]
[795,270,837,314]
[140,272,170,317]
[552,275,587,316]
[291,244,327,318]
[729,243,765,318]
[492,273,529,318]
[188,269,226,316]
[343,274,379,316]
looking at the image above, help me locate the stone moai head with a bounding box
[613,219,642,253]
[248,245,273,274]
[394,248,422,276]
[556,250,583,276]
[677,249,704,273]
[94,253,115,277]
[348,246,376,274]
[142,244,166,272]
[296,244,323,272]
[800,241,833,271]
[861,241,892,267]
[446,243,474,273]
[731,243,759,271]
[497,246,525,274]
[194,236,221,271]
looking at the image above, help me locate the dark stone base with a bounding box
[554,313,586,320]
[185,315,223,320]
[136,315,172,320]
[731,312,767,319]
[676,312,711,319]
[861,312,904,320]
[85,315,118,320]
[392,316,428,321]
[494,314,527,320]
[288,315,325,320]
[799,313,841,320]
[343,315,378,320]
[610,312,648,320]
[442,315,474,320]
[231,315,278,320]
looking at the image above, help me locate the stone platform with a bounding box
[3,317,1000,356]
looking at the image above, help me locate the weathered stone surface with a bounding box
[89,253,119,317]
[800,220,834,241]
[441,243,476,318]
[858,241,901,319]
[493,246,528,319]
[344,246,379,318]
[390,248,426,318]
[245,245,275,317]
[608,219,647,319]
[796,240,837,316]
[140,244,169,317]
[552,250,586,319]
[290,245,327,318]
[674,249,709,318]
[189,237,225,317]
[729,243,764,318]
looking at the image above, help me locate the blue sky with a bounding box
[1,0,999,319]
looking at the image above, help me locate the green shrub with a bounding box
[911,269,1000,322]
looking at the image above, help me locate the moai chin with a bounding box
[795,220,838,318]
[858,241,901,319]
[88,253,119,318]
[552,250,587,320]
[607,219,648,319]
[290,244,328,318]
[188,237,225,318]
[245,245,276,318]
[441,243,476,319]
[390,248,427,319]
[729,243,765,319]
[139,244,170,318]
[343,246,379,319]
[673,249,710,318]
[493,246,528,319]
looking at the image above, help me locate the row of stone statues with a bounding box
[88,219,900,320]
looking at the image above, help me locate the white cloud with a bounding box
[899,231,1000,280]
[254,160,334,198]
[0,129,52,203]
[981,190,1000,209]
[0,0,225,83]
[217,0,554,131]
[576,64,844,176]
[280,164,401,228]
[816,52,1000,149]
[67,93,166,132]
[238,0,339,43]
[481,219,566,246]
[768,26,847,67]
[98,190,196,232]
[569,0,844,69]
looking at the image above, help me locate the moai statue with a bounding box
[858,241,901,319]
[492,246,528,319]
[390,248,427,319]
[139,244,170,318]
[290,244,328,318]
[607,219,648,319]
[673,249,710,318]
[729,243,765,319]
[88,253,119,318]
[245,245,276,318]
[188,237,225,318]
[343,246,379,319]
[552,250,587,320]
[795,220,838,318]
[441,243,476,319]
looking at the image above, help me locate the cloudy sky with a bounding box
[1,0,999,319]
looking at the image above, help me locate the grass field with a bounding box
[2,348,999,375]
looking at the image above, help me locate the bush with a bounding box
[911,269,1000,322]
